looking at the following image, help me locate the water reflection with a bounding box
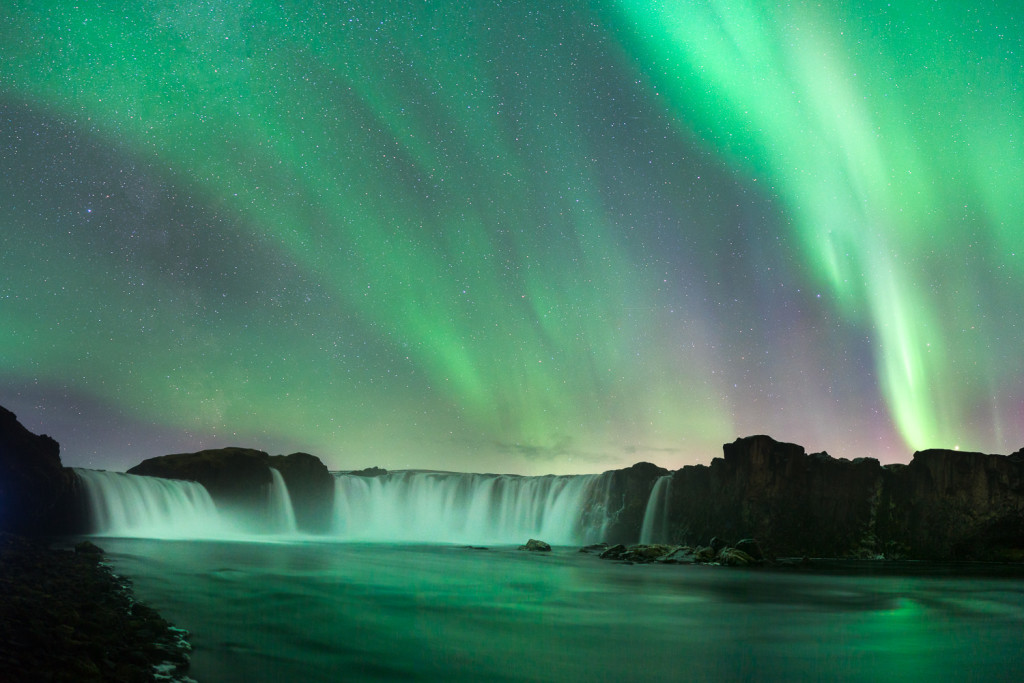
[98,540,1024,682]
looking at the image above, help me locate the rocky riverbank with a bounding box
[0,533,193,682]
[581,538,765,566]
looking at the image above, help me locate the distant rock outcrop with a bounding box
[129,447,335,533]
[0,407,78,534]
[349,466,388,477]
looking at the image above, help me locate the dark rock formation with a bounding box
[578,543,609,555]
[519,538,552,551]
[613,436,1024,561]
[349,466,388,477]
[663,436,885,558]
[592,542,756,566]
[881,448,1024,560]
[0,407,78,534]
[129,447,336,533]
[598,461,669,545]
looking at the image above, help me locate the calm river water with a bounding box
[95,539,1024,682]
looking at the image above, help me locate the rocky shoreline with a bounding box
[0,533,193,682]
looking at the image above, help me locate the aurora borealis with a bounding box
[2,1,1021,473]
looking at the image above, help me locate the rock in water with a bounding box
[519,539,552,551]
[599,544,627,560]
[735,538,764,561]
[718,547,757,566]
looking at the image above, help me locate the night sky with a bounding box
[2,1,1021,474]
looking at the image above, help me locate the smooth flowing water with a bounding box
[639,474,672,545]
[74,469,614,545]
[333,471,609,545]
[75,468,226,539]
[94,539,1024,683]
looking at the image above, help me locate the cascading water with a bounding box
[266,467,298,534]
[332,471,613,545]
[639,474,673,544]
[75,467,616,545]
[75,468,229,539]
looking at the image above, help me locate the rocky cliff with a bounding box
[606,435,1024,561]
[661,435,885,558]
[0,407,79,534]
[882,448,1024,560]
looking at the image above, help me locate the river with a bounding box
[94,538,1024,682]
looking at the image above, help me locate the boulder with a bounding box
[694,545,717,563]
[599,544,627,560]
[519,538,552,552]
[734,538,764,561]
[718,547,757,567]
[656,546,698,564]
[627,544,673,561]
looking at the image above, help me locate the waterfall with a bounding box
[266,467,298,534]
[75,467,617,545]
[333,471,612,545]
[639,475,673,544]
[75,468,228,539]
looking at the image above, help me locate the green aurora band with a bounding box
[608,0,1024,450]
[1,1,1021,472]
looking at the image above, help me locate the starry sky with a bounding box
[2,1,1021,474]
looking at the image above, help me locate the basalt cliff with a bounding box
[608,435,1024,561]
